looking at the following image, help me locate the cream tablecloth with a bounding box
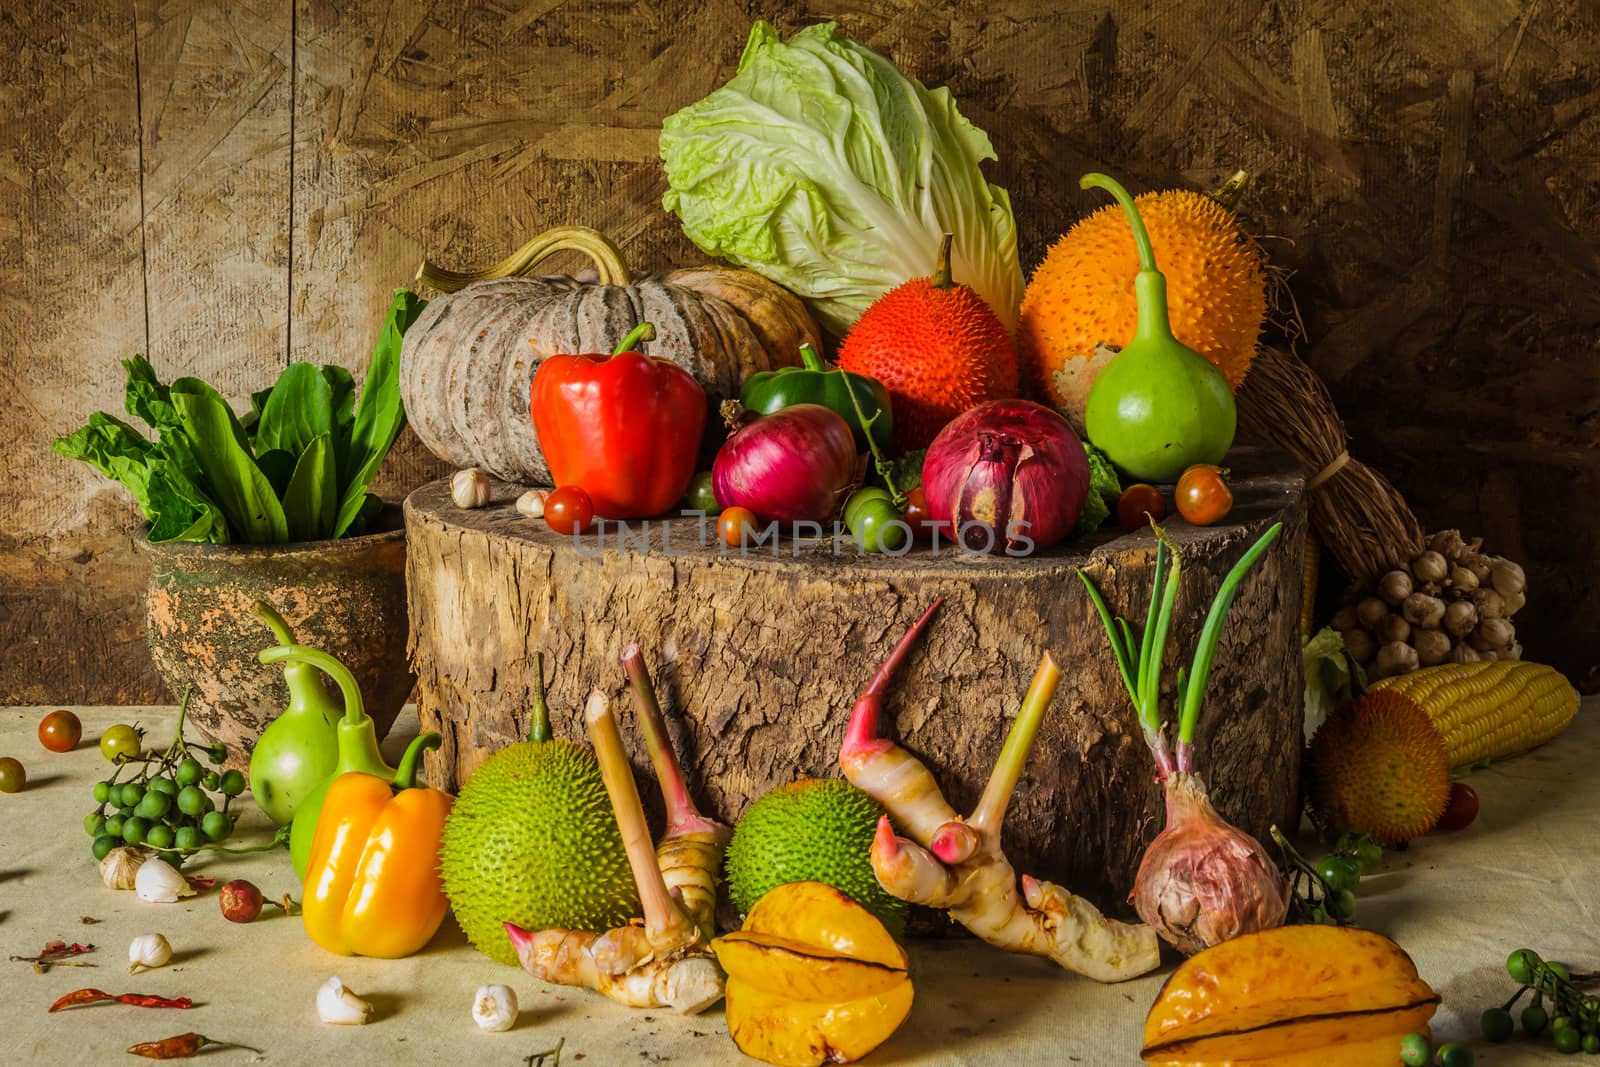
[3,700,1594,1065]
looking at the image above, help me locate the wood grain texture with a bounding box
[3,0,1597,701]
[404,447,1308,915]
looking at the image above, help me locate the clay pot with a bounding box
[138,508,413,770]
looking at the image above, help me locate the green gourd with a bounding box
[259,641,438,880]
[1081,173,1235,483]
[247,602,343,825]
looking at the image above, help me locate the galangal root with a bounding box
[839,601,1160,983]
[507,646,731,1014]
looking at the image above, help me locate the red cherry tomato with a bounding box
[717,506,758,548]
[1435,782,1479,832]
[1175,464,1233,526]
[1116,484,1167,531]
[544,485,594,536]
[903,487,933,540]
[39,709,82,753]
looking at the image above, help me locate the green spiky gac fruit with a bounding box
[439,739,639,965]
[727,779,907,937]
[838,236,1019,451]
[1306,690,1452,845]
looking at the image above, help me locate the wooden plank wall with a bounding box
[2,0,1596,702]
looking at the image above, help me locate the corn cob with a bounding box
[1368,661,1577,768]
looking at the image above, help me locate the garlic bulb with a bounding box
[135,857,195,903]
[317,976,374,1025]
[515,488,549,519]
[100,846,146,890]
[471,984,518,1032]
[128,933,172,974]
[452,468,493,509]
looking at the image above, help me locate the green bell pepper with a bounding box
[741,344,893,453]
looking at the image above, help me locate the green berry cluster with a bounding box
[1398,1033,1472,1065]
[1480,949,1600,1055]
[85,700,243,868]
[1273,829,1382,925]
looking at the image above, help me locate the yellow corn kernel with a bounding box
[1369,661,1577,768]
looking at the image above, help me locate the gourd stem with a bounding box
[529,651,552,744]
[1080,173,1158,272]
[250,600,296,646]
[798,343,826,373]
[257,644,367,726]
[1081,173,1175,346]
[392,732,441,790]
[612,322,655,355]
[931,233,955,289]
[416,225,632,292]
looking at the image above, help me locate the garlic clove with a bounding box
[317,976,374,1025]
[128,932,173,974]
[515,488,549,519]
[452,468,493,509]
[135,857,195,903]
[471,983,518,1032]
[101,846,147,891]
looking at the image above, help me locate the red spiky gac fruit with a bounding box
[838,236,1019,450]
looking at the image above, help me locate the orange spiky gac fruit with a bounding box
[1306,690,1452,845]
[837,235,1019,450]
[1017,188,1266,431]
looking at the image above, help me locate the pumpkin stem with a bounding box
[612,322,655,355]
[415,225,632,292]
[930,233,955,290]
[1211,169,1249,212]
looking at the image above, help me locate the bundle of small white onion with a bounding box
[1077,522,1289,955]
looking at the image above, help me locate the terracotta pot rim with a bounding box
[135,504,405,561]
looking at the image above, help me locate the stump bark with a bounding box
[405,446,1307,916]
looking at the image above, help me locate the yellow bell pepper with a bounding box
[302,733,453,959]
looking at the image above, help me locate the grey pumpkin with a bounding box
[401,227,821,486]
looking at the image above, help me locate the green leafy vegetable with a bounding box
[1302,627,1358,742]
[52,289,425,545]
[1075,441,1123,535]
[660,20,1022,337]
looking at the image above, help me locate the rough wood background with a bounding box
[402,449,1307,913]
[3,0,1597,702]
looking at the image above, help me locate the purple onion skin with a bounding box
[712,403,859,525]
[921,400,1090,555]
[1132,773,1290,955]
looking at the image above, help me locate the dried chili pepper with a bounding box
[127,1033,259,1059]
[48,988,193,1012]
[10,941,95,973]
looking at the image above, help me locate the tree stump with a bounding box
[405,446,1307,916]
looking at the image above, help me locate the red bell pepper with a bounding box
[530,322,706,519]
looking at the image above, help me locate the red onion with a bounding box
[712,402,858,525]
[921,400,1089,554]
[1132,773,1290,955]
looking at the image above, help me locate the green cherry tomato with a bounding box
[219,770,246,797]
[175,757,203,787]
[683,471,719,513]
[173,825,202,852]
[144,823,175,851]
[203,743,228,765]
[1523,1004,1551,1035]
[1480,1007,1514,1042]
[103,814,126,838]
[1508,948,1542,984]
[1556,1027,1582,1054]
[201,770,220,791]
[1582,1033,1599,1054]
[135,791,171,820]
[0,757,24,794]
[1435,1044,1473,1067]
[844,488,910,553]
[92,781,112,804]
[1398,1032,1431,1066]
[1328,888,1358,920]
[147,776,178,797]
[121,816,150,846]
[201,811,231,842]
[99,724,142,763]
[118,782,145,808]
[1351,837,1383,874]
[91,834,117,861]
[176,785,208,817]
[84,812,105,837]
[1317,856,1360,894]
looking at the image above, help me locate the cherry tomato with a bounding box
[902,486,932,539]
[1175,464,1233,526]
[544,485,595,536]
[1116,484,1166,531]
[843,488,909,553]
[99,723,142,763]
[1434,782,1479,831]
[718,506,759,548]
[0,756,24,793]
[38,709,82,753]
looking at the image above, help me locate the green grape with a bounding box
[1509,949,1542,984]
[92,781,111,804]
[176,785,208,817]
[104,814,126,838]
[147,776,179,797]
[201,771,220,792]
[91,834,117,861]
[118,781,145,808]
[201,810,231,842]
[1398,1032,1430,1066]
[1556,1027,1582,1054]
[135,791,171,820]
[173,825,201,852]
[121,816,150,846]
[84,812,105,837]
[144,823,175,850]
[219,770,246,797]
[175,757,203,787]
[1481,1007,1513,1042]
[1524,1004,1551,1036]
